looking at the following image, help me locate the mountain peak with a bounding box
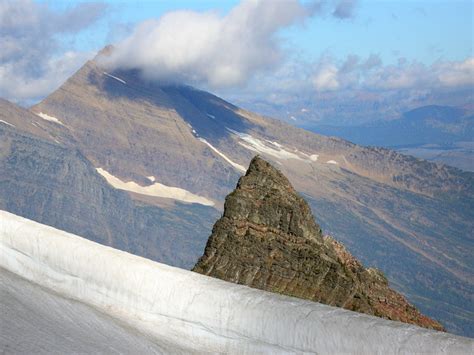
[194,156,444,331]
[223,155,323,243]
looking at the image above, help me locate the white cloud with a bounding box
[312,63,340,91]
[231,53,474,125]
[310,55,474,93]
[0,51,94,103]
[0,0,106,104]
[103,0,315,88]
[436,58,474,87]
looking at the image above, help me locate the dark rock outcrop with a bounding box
[193,156,444,331]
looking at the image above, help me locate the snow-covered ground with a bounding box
[0,210,472,354]
[96,168,214,206]
[0,268,165,354]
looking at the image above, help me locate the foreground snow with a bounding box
[96,167,215,206]
[0,210,472,354]
[0,268,165,354]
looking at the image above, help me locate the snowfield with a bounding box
[96,167,215,206]
[1,268,165,353]
[0,210,472,354]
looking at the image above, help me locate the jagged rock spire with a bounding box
[193,156,444,331]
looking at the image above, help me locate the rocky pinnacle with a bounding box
[193,156,444,331]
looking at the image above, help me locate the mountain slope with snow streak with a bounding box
[1,210,471,354]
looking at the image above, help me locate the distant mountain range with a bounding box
[304,105,474,171]
[1,49,473,336]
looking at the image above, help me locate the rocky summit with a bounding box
[193,156,444,331]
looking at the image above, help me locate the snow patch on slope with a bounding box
[327,160,339,165]
[228,129,322,164]
[96,168,214,206]
[310,154,319,162]
[1,210,471,354]
[198,138,246,173]
[147,176,156,182]
[228,129,304,161]
[0,119,15,127]
[103,72,126,84]
[36,112,64,125]
[188,124,246,173]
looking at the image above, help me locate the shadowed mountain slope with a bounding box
[0,103,218,269]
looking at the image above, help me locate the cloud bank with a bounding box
[226,54,474,125]
[0,0,106,103]
[103,0,317,88]
[311,55,474,92]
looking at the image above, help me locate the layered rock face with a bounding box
[193,156,444,331]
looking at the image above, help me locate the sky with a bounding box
[1,0,473,123]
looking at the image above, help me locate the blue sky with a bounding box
[43,0,472,65]
[2,0,473,122]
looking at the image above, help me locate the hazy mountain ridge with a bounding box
[0,52,472,336]
[306,105,474,172]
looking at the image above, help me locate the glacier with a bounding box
[0,210,472,354]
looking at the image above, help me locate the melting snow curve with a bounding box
[36,112,64,125]
[0,119,15,127]
[96,168,214,206]
[198,138,246,173]
[103,72,126,84]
